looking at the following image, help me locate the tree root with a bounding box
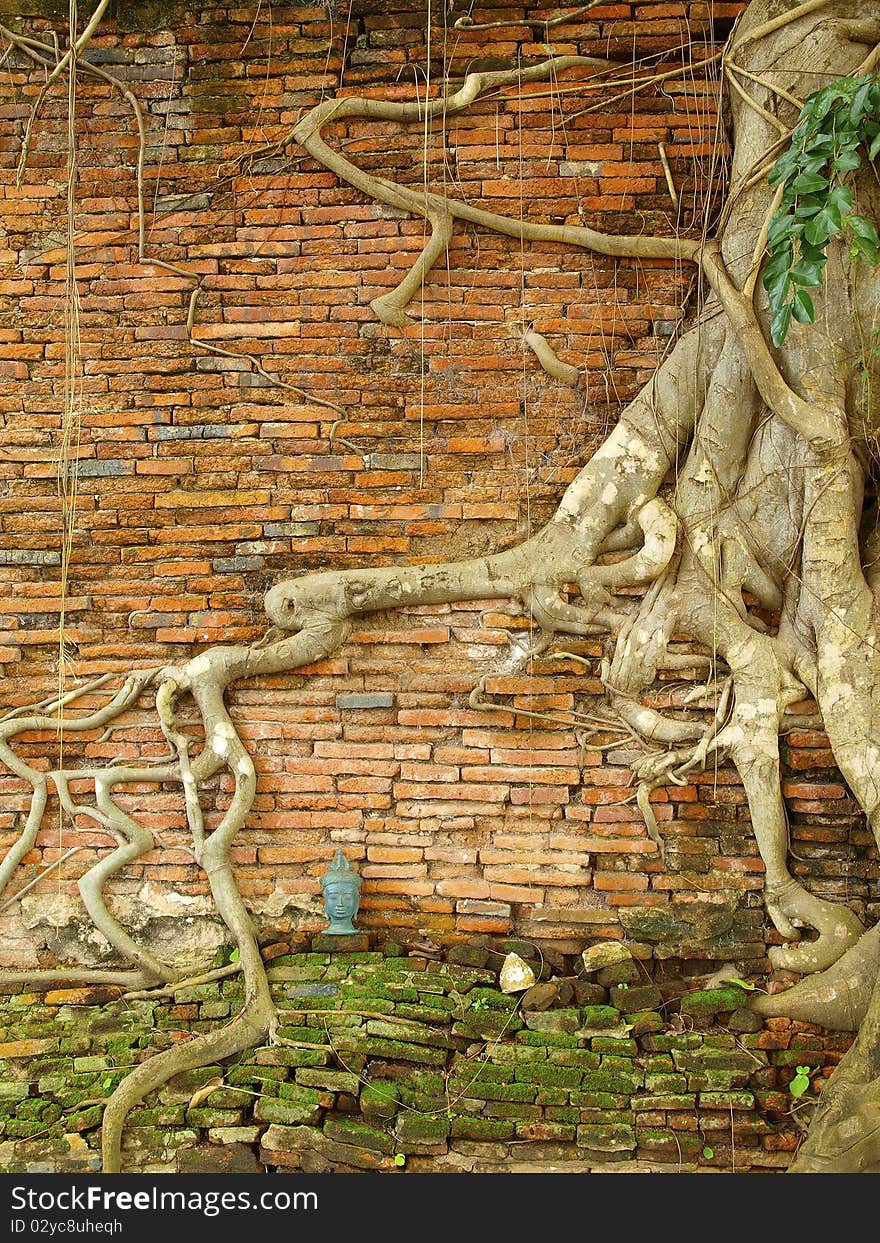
[752,922,880,1031]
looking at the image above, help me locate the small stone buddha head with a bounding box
[320,848,362,935]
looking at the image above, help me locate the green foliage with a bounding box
[470,996,490,1012]
[702,1145,714,1159]
[762,74,880,346]
[788,1065,812,1098]
[723,977,756,991]
[393,1153,406,1167]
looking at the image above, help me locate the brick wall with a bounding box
[0,1,876,967]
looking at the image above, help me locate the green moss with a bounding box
[395,1114,450,1142]
[547,1050,601,1070]
[516,1030,580,1049]
[514,1064,584,1090]
[580,1005,622,1029]
[450,1116,515,1140]
[360,1083,400,1119]
[446,1077,537,1103]
[579,1070,644,1094]
[324,1116,394,1153]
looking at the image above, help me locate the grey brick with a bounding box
[335,693,395,710]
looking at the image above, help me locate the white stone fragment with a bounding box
[499,952,536,993]
[581,940,633,972]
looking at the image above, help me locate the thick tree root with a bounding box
[765,880,865,973]
[752,923,880,1031]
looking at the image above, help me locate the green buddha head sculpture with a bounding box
[320,848,362,935]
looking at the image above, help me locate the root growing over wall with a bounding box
[4,0,880,1172]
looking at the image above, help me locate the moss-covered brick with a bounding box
[185,1107,245,1128]
[446,1077,537,1103]
[15,1098,50,1121]
[406,1070,447,1096]
[450,1061,513,1084]
[591,1036,638,1055]
[274,1024,326,1044]
[295,1069,362,1093]
[451,1116,515,1140]
[514,1064,584,1090]
[516,1121,577,1141]
[576,1123,636,1151]
[488,1045,547,1064]
[202,1088,253,1109]
[10,1022,62,1040]
[577,1108,635,1125]
[698,1090,755,1109]
[6,1119,57,1138]
[516,1030,580,1049]
[544,1105,580,1124]
[0,1083,28,1102]
[571,1090,631,1109]
[636,1128,703,1159]
[360,1083,400,1119]
[72,1056,107,1073]
[771,1050,825,1067]
[640,1033,704,1052]
[323,1116,394,1153]
[395,1114,450,1142]
[579,1005,622,1030]
[65,1105,104,1133]
[680,988,746,1021]
[343,982,413,1003]
[687,1070,749,1091]
[609,984,663,1014]
[599,1054,636,1072]
[254,1098,322,1126]
[482,1101,542,1121]
[172,983,221,1003]
[437,965,498,989]
[534,1088,570,1106]
[672,1049,760,1073]
[702,1034,738,1048]
[394,1003,453,1023]
[580,1070,644,1094]
[226,1065,287,1087]
[260,1048,328,1069]
[466,987,519,1012]
[631,1093,696,1111]
[414,979,448,996]
[363,1039,447,1065]
[200,1002,231,1020]
[277,1082,328,1106]
[127,1105,187,1127]
[267,965,328,983]
[365,1019,456,1049]
[522,1009,581,1035]
[547,1050,600,1069]
[452,1012,522,1040]
[645,1073,688,1093]
[628,1011,665,1035]
[640,1054,675,1071]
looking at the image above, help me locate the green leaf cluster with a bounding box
[762,74,880,346]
